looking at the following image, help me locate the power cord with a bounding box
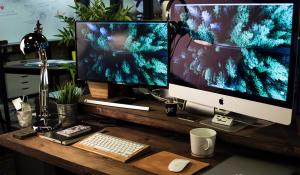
[146,89,186,110]
[148,89,169,102]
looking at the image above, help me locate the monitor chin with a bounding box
[169,84,293,126]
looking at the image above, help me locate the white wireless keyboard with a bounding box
[73,132,150,162]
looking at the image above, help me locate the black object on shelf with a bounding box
[0,40,10,132]
[0,109,4,132]
[165,100,178,116]
[143,0,154,20]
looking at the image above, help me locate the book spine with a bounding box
[39,135,62,144]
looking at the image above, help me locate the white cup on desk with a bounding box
[190,128,217,158]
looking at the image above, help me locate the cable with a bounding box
[149,89,169,102]
[148,89,187,111]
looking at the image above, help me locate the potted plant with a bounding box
[55,81,82,127]
[55,0,132,46]
[55,64,82,127]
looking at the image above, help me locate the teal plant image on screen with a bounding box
[171,3,293,101]
[76,21,168,87]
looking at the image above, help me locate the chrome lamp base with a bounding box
[32,114,61,132]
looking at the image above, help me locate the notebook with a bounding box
[39,125,95,145]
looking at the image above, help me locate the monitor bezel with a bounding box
[169,0,300,125]
[75,20,170,89]
[169,0,299,109]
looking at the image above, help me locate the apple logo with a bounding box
[219,98,224,105]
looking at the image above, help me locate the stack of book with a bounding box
[39,125,94,145]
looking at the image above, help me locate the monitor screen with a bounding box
[76,21,169,87]
[169,0,299,125]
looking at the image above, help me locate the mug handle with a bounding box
[204,138,213,151]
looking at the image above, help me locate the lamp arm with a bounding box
[38,48,49,119]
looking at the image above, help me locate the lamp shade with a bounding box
[20,32,48,55]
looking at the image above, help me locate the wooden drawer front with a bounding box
[5,74,40,98]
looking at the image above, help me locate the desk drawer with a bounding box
[5,74,40,98]
[5,74,34,84]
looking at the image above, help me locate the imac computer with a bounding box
[76,21,169,109]
[169,0,300,126]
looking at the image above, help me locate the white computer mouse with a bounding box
[168,158,191,172]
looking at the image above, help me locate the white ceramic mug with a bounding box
[190,128,217,158]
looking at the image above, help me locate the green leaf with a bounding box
[56,0,133,46]
[55,81,82,104]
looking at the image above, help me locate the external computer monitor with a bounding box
[76,21,169,88]
[169,0,299,125]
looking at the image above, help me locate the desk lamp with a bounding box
[20,21,59,132]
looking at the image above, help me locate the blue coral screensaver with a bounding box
[76,22,168,87]
[170,3,294,101]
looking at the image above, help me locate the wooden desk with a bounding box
[80,98,300,158]
[1,118,300,175]
[0,128,147,175]
[0,124,212,175]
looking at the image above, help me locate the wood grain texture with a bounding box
[87,81,109,99]
[0,124,229,175]
[0,122,299,174]
[80,97,300,158]
[0,128,150,175]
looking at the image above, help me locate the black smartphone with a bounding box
[13,128,37,140]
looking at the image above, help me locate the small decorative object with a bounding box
[16,102,32,128]
[55,82,82,127]
[165,99,178,116]
[20,21,60,132]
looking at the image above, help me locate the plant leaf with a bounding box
[56,0,133,46]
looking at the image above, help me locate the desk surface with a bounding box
[80,97,300,158]
[0,120,299,175]
[0,124,217,175]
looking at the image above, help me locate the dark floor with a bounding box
[0,147,76,175]
[0,99,76,175]
[0,149,15,175]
